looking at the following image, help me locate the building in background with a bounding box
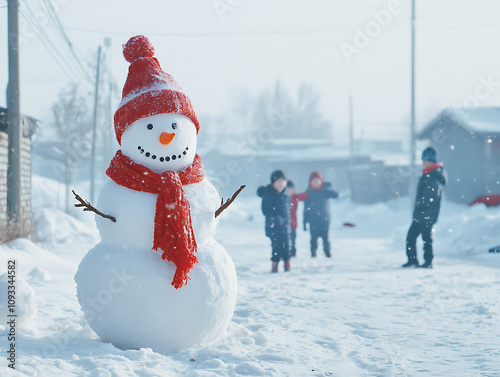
[0,107,38,240]
[202,137,412,205]
[418,107,500,204]
[202,139,366,196]
[347,139,410,204]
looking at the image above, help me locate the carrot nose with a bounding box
[159,132,175,145]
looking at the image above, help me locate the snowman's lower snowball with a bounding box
[75,238,236,352]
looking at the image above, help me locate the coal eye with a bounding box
[147,124,153,130]
[171,122,177,130]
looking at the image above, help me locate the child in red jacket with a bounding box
[286,180,308,257]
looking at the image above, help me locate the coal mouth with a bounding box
[137,146,189,162]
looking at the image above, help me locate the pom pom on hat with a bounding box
[123,35,155,63]
[114,35,200,145]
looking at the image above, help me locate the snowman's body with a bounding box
[75,108,237,351]
[95,178,219,249]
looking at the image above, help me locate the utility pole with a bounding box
[410,0,416,167]
[104,37,114,164]
[7,0,22,237]
[90,46,102,203]
[349,96,354,164]
[409,0,417,202]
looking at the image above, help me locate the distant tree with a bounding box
[52,83,91,213]
[196,82,333,152]
[251,82,294,138]
[293,83,333,140]
[251,81,332,142]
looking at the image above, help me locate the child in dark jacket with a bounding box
[257,170,292,273]
[303,171,339,258]
[286,180,308,257]
[403,147,447,269]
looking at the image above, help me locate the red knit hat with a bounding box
[114,35,200,145]
[309,171,324,190]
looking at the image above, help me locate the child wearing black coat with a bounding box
[403,147,447,268]
[303,171,339,258]
[257,170,292,273]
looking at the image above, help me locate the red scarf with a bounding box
[423,162,443,175]
[106,150,205,289]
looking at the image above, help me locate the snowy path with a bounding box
[1,191,500,376]
[221,214,500,377]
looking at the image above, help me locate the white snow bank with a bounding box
[28,267,52,283]
[0,273,36,329]
[33,207,98,245]
[32,175,65,210]
[435,202,500,268]
[32,175,102,225]
[31,175,99,246]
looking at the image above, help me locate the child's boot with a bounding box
[284,260,291,272]
[324,239,331,257]
[271,261,279,273]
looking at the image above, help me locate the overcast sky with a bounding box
[1,0,500,146]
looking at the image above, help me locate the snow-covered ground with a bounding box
[1,176,500,376]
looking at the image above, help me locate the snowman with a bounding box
[74,35,237,352]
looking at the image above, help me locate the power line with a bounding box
[65,26,352,37]
[39,0,92,81]
[18,4,81,82]
[39,0,91,82]
[20,2,82,81]
[18,0,93,86]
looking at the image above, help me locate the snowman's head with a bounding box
[121,113,197,173]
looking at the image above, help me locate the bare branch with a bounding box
[72,190,116,223]
[215,185,246,218]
